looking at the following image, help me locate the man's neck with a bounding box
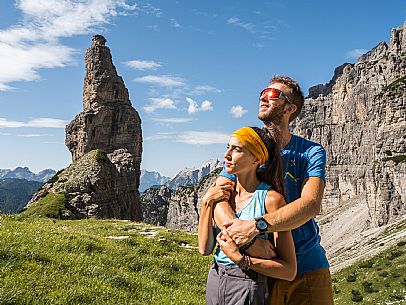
[280,128,293,148]
[263,122,292,148]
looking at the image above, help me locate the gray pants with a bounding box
[206,262,268,305]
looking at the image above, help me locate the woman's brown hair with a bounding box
[251,126,285,199]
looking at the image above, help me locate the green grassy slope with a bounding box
[0,215,404,304]
[0,216,211,305]
[332,240,406,304]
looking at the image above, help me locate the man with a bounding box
[212,76,334,304]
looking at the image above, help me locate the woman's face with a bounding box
[224,136,259,175]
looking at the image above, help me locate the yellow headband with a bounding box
[231,127,269,164]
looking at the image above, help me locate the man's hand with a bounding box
[216,229,242,264]
[246,238,276,259]
[223,218,257,247]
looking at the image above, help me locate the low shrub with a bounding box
[351,290,363,302]
[347,273,357,282]
[359,260,374,268]
[379,271,389,277]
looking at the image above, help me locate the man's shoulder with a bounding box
[291,134,325,154]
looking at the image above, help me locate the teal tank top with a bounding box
[214,181,273,266]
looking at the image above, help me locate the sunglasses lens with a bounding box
[260,88,281,100]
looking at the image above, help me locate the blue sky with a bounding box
[0,0,405,177]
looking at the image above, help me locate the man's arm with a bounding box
[264,176,324,231]
[224,177,325,246]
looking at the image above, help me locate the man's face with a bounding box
[258,83,290,125]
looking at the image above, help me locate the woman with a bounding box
[198,126,296,305]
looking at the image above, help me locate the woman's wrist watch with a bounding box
[254,216,269,233]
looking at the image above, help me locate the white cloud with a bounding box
[190,85,222,95]
[227,17,255,33]
[187,98,198,114]
[176,131,229,145]
[26,118,67,128]
[0,42,74,87]
[146,131,229,145]
[147,25,159,32]
[17,134,41,137]
[170,18,181,28]
[0,117,67,128]
[125,60,161,70]
[0,83,15,91]
[140,3,162,18]
[0,0,137,90]
[42,141,64,144]
[144,133,175,141]
[346,49,368,60]
[134,75,186,87]
[152,117,193,123]
[143,98,177,113]
[201,100,213,111]
[230,105,247,118]
[186,97,213,114]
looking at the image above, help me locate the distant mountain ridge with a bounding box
[140,159,223,192]
[167,159,222,190]
[0,167,56,183]
[139,170,171,192]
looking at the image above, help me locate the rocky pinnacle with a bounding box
[60,35,143,220]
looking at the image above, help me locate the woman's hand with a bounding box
[202,180,234,208]
[216,229,243,264]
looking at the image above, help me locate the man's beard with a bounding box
[258,104,285,125]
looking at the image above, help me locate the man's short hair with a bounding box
[270,75,305,122]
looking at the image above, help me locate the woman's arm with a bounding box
[216,191,296,280]
[213,176,276,259]
[198,180,233,256]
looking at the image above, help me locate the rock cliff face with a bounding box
[292,22,406,227]
[27,35,142,220]
[141,168,221,231]
[140,186,172,225]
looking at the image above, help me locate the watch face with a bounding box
[257,219,268,230]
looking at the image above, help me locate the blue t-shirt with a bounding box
[214,182,273,266]
[220,134,329,274]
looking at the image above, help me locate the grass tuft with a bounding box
[20,192,67,219]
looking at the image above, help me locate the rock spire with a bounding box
[27,35,142,220]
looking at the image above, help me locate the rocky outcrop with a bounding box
[141,186,172,225]
[26,35,142,220]
[141,168,221,231]
[27,150,141,219]
[293,22,406,227]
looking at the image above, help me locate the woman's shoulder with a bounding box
[265,188,286,212]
